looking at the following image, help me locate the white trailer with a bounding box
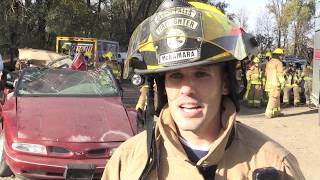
[314,0,320,122]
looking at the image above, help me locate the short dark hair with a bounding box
[222,60,240,111]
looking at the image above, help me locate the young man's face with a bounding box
[165,64,228,134]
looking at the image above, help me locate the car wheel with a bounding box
[0,132,13,177]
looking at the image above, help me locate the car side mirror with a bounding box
[5,73,14,89]
[13,79,18,89]
[6,73,12,81]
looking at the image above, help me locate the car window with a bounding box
[16,68,119,96]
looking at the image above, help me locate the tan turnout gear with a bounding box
[283,65,295,105]
[292,69,302,105]
[245,60,263,107]
[102,98,305,180]
[135,83,158,111]
[302,64,313,105]
[135,85,148,111]
[264,52,285,118]
[283,70,292,105]
[101,51,121,78]
[283,64,302,106]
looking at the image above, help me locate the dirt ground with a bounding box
[237,105,320,180]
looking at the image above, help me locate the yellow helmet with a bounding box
[103,51,113,60]
[272,48,284,55]
[253,57,259,63]
[62,43,70,50]
[265,51,271,58]
[84,51,92,58]
[257,53,262,59]
[123,0,258,78]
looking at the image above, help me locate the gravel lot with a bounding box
[237,105,319,180]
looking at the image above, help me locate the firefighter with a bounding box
[260,52,270,105]
[84,50,92,61]
[135,82,158,126]
[102,1,304,179]
[302,61,313,106]
[102,51,113,63]
[61,43,71,55]
[83,50,94,68]
[292,65,303,106]
[135,83,148,124]
[283,63,295,107]
[265,51,272,61]
[103,51,120,78]
[245,57,263,107]
[136,84,148,111]
[264,48,285,118]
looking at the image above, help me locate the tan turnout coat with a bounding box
[102,98,304,180]
[265,58,285,92]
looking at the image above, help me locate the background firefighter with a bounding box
[292,66,303,106]
[245,57,263,107]
[283,63,295,106]
[103,51,121,78]
[264,48,285,118]
[302,60,313,106]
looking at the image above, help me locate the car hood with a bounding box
[15,97,134,143]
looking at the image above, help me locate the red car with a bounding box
[0,67,137,179]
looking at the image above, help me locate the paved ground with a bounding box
[237,105,319,180]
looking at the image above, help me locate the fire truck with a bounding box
[313,0,320,121]
[55,36,119,67]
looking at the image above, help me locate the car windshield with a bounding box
[16,68,119,96]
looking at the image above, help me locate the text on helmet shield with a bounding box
[156,18,199,35]
[159,50,198,65]
[155,7,197,24]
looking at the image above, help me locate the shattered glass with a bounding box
[16,67,119,96]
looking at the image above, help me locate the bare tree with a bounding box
[234,8,249,30]
[290,0,314,56]
[255,10,275,51]
[111,0,160,44]
[266,0,291,48]
[87,0,91,8]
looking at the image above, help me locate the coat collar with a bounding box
[156,97,237,166]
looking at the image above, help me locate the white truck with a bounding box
[117,52,143,64]
[117,52,143,79]
[313,0,320,122]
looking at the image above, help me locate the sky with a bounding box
[224,0,269,32]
